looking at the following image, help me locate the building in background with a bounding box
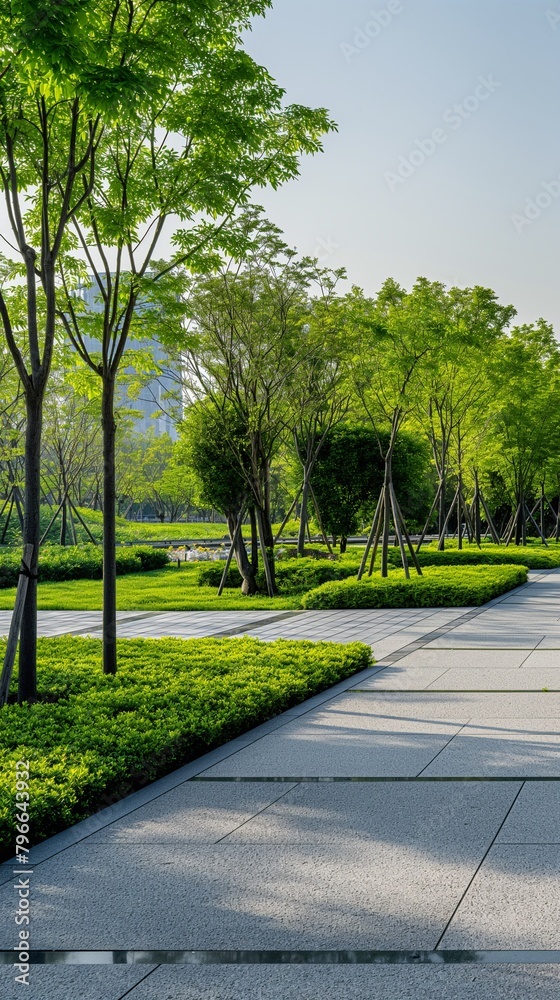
[78,282,180,439]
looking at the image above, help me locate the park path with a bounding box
[2,570,560,997]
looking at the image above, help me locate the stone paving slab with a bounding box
[0,841,491,950]
[423,722,560,777]
[390,649,531,669]
[423,669,560,690]
[352,666,449,690]
[122,964,560,1000]
[522,652,560,668]
[0,966,156,1000]
[222,781,519,847]
[201,693,467,778]
[85,782,298,845]
[441,844,560,949]
[496,782,560,843]
[424,634,544,649]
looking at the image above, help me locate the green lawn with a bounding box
[0,563,299,610]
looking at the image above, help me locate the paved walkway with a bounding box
[2,570,560,997]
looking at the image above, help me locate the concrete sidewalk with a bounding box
[2,570,560,997]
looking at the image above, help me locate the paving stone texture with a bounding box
[2,568,560,996]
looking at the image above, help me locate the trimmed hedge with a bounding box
[0,636,372,857]
[0,544,168,588]
[301,564,528,609]
[388,545,560,570]
[198,557,360,594]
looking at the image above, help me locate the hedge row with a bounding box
[301,564,528,609]
[198,557,360,594]
[387,545,560,570]
[0,636,372,857]
[0,544,168,588]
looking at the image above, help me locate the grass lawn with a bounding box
[0,563,300,610]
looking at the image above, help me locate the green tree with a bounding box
[482,321,560,545]
[312,425,432,552]
[179,401,257,593]
[349,278,446,577]
[50,5,334,673]
[182,217,320,595]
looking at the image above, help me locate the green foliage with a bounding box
[312,425,433,538]
[178,400,247,517]
[404,545,560,570]
[301,565,528,609]
[0,544,167,588]
[0,636,372,856]
[198,556,360,593]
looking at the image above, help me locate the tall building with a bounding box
[77,282,180,439]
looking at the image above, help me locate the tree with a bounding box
[413,286,515,549]
[179,400,256,594]
[482,321,560,545]
[51,6,334,672]
[182,216,320,595]
[290,278,351,555]
[349,278,446,577]
[312,425,433,552]
[140,434,199,523]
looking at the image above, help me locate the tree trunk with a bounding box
[18,392,43,703]
[102,375,118,675]
[297,475,310,557]
[380,452,393,578]
[249,507,258,574]
[226,511,256,596]
[340,536,347,554]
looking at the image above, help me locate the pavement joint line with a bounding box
[433,780,526,950]
[202,610,304,638]
[3,949,560,966]
[415,719,469,777]
[213,781,301,844]
[189,775,560,782]
[117,965,161,999]
[351,689,560,693]
[64,611,162,637]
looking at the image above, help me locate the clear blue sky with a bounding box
[244,0,560,328]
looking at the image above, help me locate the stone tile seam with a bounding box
[434,781,526,950]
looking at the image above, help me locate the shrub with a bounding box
[390,545,560,570]
[0,545,169,589]
[301,564,528,610]
[198,557,360,594]
[0,636,372,857]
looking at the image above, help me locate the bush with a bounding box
[391,545,560,570]
[0,545,169,588]
[0,636,372,857]
[301,564,528,610]
[198,557,360,594]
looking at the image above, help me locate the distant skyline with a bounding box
[243,0,560,330]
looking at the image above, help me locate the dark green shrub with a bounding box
[0,636,372,857]
[198,557,360,594]
[398,545,560,570]
[0,545,168,588]
[301,565,528,610]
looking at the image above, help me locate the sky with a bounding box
[242,0,560,329]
